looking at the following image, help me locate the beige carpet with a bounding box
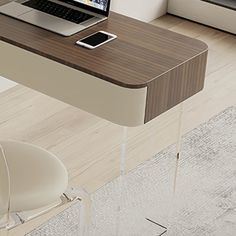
[29,106,236,236]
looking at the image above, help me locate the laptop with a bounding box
[0,0,111,36]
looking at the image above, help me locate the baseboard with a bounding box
[168,0,236,34]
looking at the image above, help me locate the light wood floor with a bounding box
[1,14,236,235]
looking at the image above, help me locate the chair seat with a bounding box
[1,141,68,212]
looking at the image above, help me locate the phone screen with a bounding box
[80,32,112,47]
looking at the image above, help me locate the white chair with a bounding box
[0,140,69,235]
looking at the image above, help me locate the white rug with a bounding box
[29,106,236,236]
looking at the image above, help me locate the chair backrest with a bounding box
[0,144,10,221]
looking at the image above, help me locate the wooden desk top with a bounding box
[0,6,207,89]
[0,3,208,125]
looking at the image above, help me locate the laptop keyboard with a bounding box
[23,0,94,24]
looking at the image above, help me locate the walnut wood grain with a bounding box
[144,51,208,122]
[0,6,207,89]
[0,3,208,124]
[0,0,12,5]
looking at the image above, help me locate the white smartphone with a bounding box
[76,31,117,49]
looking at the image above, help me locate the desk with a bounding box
[0,6,209,235]
[0,6,208,127]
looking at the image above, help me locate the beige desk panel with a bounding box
[0,41,147,127]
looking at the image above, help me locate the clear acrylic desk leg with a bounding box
[173,103,184,193]
[115,103,184,235]
[116,126,128,236]
[167,102,184,235]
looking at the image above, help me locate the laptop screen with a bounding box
[73,0,109,12]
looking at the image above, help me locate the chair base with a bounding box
[2,187,90,236]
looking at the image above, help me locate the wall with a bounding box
[111,0,168,22]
